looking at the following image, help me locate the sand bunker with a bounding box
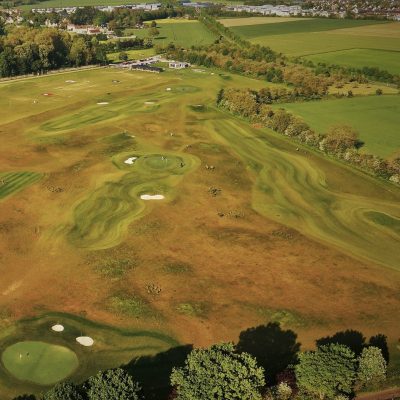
[124,157,138,165]
[144,101,155,105]
[65,80,76,83]
[97,102,109,105]
[140,194,165,200]
[51,324,64,332]
[76,336,94,346]
[166,88,172,91]
[42,93,53,96]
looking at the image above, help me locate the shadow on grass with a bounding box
[123,344,193,400]
[237,322,301,384]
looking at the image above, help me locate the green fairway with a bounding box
[0,313,178,397]
[68,151,200,250]
[0,172,42,200]
[1,341,78,385]
[130,20,217,48]
[273,95,400,158]
[208,117,400,270]
[307,48,400,74]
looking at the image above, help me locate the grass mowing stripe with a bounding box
[0,172,42,200]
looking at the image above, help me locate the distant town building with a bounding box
[169,61,190,69]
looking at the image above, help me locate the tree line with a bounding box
[0,26,108,76]
[217,87,400,184]
[14,324,391,400]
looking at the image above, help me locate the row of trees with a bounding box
[0,26,108,76]
[217,88,400,183]
[16,325,390,400]
[166,43,332,97]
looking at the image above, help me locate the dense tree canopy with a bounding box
[170,343,266,400]
[85,368,142,400]
[295,344,357,399]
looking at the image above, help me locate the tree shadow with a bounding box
[316,329,366,356]
[123,344,193,400]
[369,334,389,363]
[12,396,36,400]
[237,322,301,384]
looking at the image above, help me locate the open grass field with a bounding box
[0,67,400,398]
[307,48,400,75]
[107,48,156,63]
[129,20,217,48]
[275,95,400,158]
[226,17,400,73]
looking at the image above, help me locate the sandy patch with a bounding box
[124,157,137,165]
[140,194,165,200]
[144,101,155,105]
[65,80,76,83]
[166,88,172,91]
[97,102,109,105]
[2,280,23,296]
[51,324,64,332]
[42,93,53,96]
[76,336,94,346]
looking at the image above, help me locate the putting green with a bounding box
[1,341,79,385]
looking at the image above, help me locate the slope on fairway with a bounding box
[208,117,400,271]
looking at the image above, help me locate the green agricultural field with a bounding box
[307,48,400,75]
[130,20,217,48]
[276,95,400,158]
[228,18,400,72]
[107,48,156,63]
[0,172,42,200]
[1,66,400,399]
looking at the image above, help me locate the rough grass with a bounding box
[275,95,400,158]
[0,172,42,200]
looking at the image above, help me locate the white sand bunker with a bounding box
[144,101,155,105]
[65,80,76,83]
[166,87,172,91]
[76,336,94,346]
[51,324,64,332]
[140,194,165,200]
[124,157,137,165]
[97,102,109,105]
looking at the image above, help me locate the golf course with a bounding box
[0,65,399,398]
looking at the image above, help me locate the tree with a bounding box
[118,51,128,61]
[150,20,157,28]
[295,344,357,399]
[86,368,142,400]
[357,347,387,389]
[170,343,265,400]
[41,382,84,400]
[322,125,359,153]
[375,88,383,95]
[148,27,159,38]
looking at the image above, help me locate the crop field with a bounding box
[128,20,217,48]
[307,48,400,75]
[226,18,400,72]
[276,95,400,158]
[0,67,400,398]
